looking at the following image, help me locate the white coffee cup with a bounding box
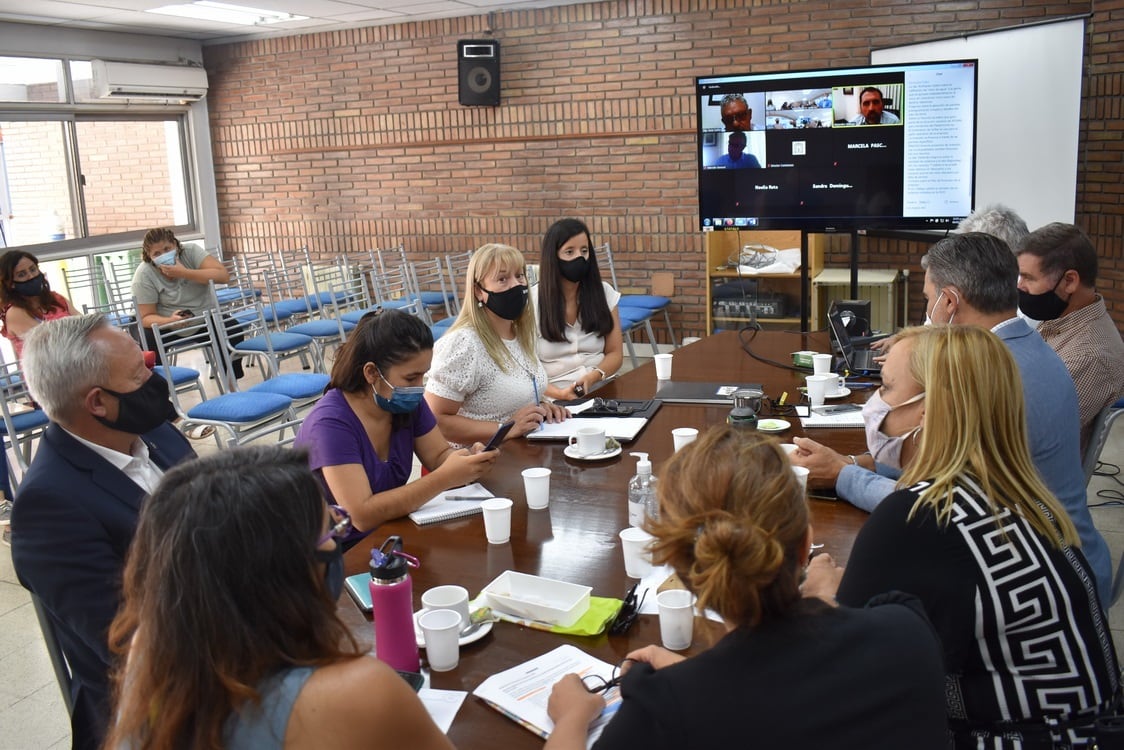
[805,374,837,407]
[653,352,673,380]
[779,443,798,458]
[812,353,833,375]
[481,497,513,544]
[671,427,699,453]
[656,589,695,651]
[418,608,462,672]
[568,426,606,457]
[619,527,654,578]
[522,467,551,510]
[421,585,471,628]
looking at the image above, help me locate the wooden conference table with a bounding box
[339,329,871,749]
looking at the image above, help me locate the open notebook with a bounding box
[408,482,492,526]
[525,417,650,443]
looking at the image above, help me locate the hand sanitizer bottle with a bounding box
[628,452,658,527]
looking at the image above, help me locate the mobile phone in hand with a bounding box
[483,420,515,451]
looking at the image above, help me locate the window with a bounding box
[0,56,196,251]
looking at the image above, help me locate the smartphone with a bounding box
[483,420,515,451]
[396,670,425,692]
[812,404,862,416]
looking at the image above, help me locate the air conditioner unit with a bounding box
[91,60,208,102]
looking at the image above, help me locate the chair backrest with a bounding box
[368,265,422,318]
[103,257,139,309]
[376,244,408,276]
[1083,398,1124,483]
[325,266,376,321]
[261,266,316,319]
[30,593,75,719]
[206,282,282,379]
[444,250,474,314]
[149,313,224,405]
[409,257,454,322]
[595,242,620,288]
[59,261,109,313]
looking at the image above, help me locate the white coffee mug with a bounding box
[569,426,606,457]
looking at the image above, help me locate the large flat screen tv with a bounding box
[696,60,978,232]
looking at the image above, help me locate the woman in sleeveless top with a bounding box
[103,446,452,750]
[0,250,75,361]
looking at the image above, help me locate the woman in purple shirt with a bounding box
[295,310,497,540]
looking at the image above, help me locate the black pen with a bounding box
[445,495,492,502]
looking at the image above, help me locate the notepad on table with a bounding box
[525,417,649,442]
[472,644,620,747]
[799,410,865,428]
[408,482,492,526]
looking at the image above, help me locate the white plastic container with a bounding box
[481,571,592,627]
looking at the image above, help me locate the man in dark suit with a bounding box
[11,314,196,750]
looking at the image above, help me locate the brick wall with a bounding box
[203,0,1119,340]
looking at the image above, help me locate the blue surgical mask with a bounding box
[373,367,425,414]
[153,251,178,266]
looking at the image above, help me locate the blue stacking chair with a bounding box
[0,357,50,493]
[599,242,677,348]
[150,314,293,446]
[410,256,457,325]
[262,267,354,358]
[207,282,323,378]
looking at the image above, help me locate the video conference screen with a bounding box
[696,60,978,232]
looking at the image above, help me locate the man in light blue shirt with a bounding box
[794,233,1112,603]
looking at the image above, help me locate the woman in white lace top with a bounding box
[425,243,569,445]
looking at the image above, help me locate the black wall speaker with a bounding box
[458,39,500,106]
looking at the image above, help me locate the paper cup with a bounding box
[568,426,606,457]
[791,465,810,492]
[522,467,551,510]
[657,589,695,651]
[481,498,513,544]
[812,353,833,375]
[671,427,699,453]
[805,374,836,407]
[653,353,673,380]
[421,585,470,628]
[619,527,654,578]
[418,608,461,672]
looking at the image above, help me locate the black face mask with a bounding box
[1018,278,1069,322]
[94,375,176,435]
[315,544,344,600]
[558,256,590,283]
[12,275,46,298]
[481,284,528,321]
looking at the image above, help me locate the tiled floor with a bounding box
[3,341,1124,747]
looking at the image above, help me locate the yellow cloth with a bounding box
[470,595,623,636]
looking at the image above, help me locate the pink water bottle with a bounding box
[369,536,421,672]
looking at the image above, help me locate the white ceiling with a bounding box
[0,0,589,44]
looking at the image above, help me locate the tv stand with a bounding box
[704,230,825,334]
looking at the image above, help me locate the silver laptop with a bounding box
[654,381,762,405]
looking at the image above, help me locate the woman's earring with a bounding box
[477,300,483,308]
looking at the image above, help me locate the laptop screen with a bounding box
[827,302,856,369]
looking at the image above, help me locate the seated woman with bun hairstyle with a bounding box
[544,426,948,750]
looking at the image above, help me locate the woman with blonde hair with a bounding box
[827,325,1119,747]
[425,243,567,445]
[544,426,947,749]
[103,445,453,750]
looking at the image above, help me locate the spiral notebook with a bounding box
[408,483,492,526]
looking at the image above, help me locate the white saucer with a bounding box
[564,444,623,461]
[825,387,852,400]
[414,610,494,648]
[756,418,791,433]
